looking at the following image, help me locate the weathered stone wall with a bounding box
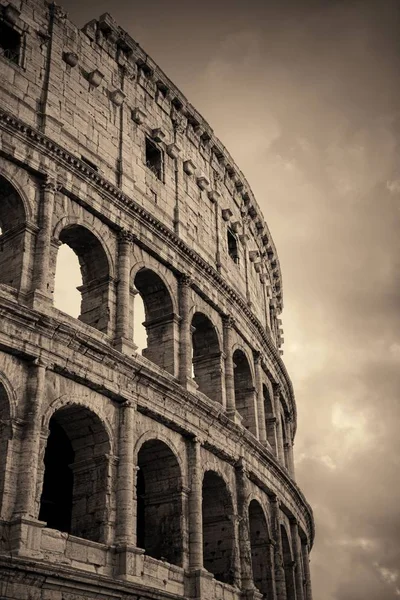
[0,1,313,599]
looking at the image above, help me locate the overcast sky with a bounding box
[58,1,400,597]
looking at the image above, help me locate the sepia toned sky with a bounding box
[59,1,400,598]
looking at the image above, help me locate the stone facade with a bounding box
[0,1,314,599]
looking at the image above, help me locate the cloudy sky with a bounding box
[58,0,400,597]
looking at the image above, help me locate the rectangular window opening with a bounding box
[0,20,21,65]
[228,229,239,264]
[145,138,163,181]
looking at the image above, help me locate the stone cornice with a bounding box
[0,109,297,429]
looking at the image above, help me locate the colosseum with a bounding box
[0,1,314,599]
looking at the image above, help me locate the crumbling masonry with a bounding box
[0,1,314,599]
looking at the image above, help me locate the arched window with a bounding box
[192,312,223,403]
[281,525,296,600]
[39,405,111,543]
[136,439,183,566]
[0,175,27,290]
[0,382,11,516]
[53,244,82,318]
[263,384,277,455]
[202,471,235,585]
[233,349,257,435]
[54,225,111,334]
[248,500,272,596]
[134,268,176,375]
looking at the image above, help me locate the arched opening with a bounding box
[136,439,183,566]
[192,312,223,403]
[133,292,146,353]
[0,175,27,290]
[39,405,111,543]
[263,384,277,454]
[248,500,271,596]
[202,471,235,585]
[54,225,111,334]
[53,244,82,318]
[281,525,296,600]
[0,382,11,515]
[233,350,257,435]
[134,268,176,375]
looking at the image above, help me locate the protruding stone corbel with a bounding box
[183,159,196,175]
[87,69,104,87]
[207,189,220,203]
[221,208,233,221]
[110,89,126,106]
[131,107,147,124]
[151,128,166,143]
[254,261,262,273]
[166,143,181,159]
[249,250,259,262]
[63,51,79,67]
[239,233,249,245]
[196,175,210,191]
[230,220,241,233]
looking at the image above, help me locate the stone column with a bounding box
[302,541,313,600]
[114,231,137,355]
[179,275,193,389]
[270,495,286,600]
[253,351,267,444]
[223,315,236,414]
[33,177,58,297]
[15,358,48,517]
[188,437,203,570]
[235,461,254,591]
[273,384,285,465]
[290,520,305,600]
[115,400,136,545]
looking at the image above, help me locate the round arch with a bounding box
[133,266,177,375]
[136,437,183,566]
[191,311,223,403]
[39,402,112,544]
[130,260,178,315]
[232,347,257,434]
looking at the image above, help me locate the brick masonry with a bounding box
[0,1,314,599]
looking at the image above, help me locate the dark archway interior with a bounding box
[281,525,296,600]
[134,268,175,374]
[57,225,110,333]
[192,312,222,403]
[136,439,182,565]
[39,419,74,533]
[202,471,235,585]
[0,383,11,512]
[249,499,270,595]
[0,175,26,289]
[233,350,256,433]
[39,405,110,543]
